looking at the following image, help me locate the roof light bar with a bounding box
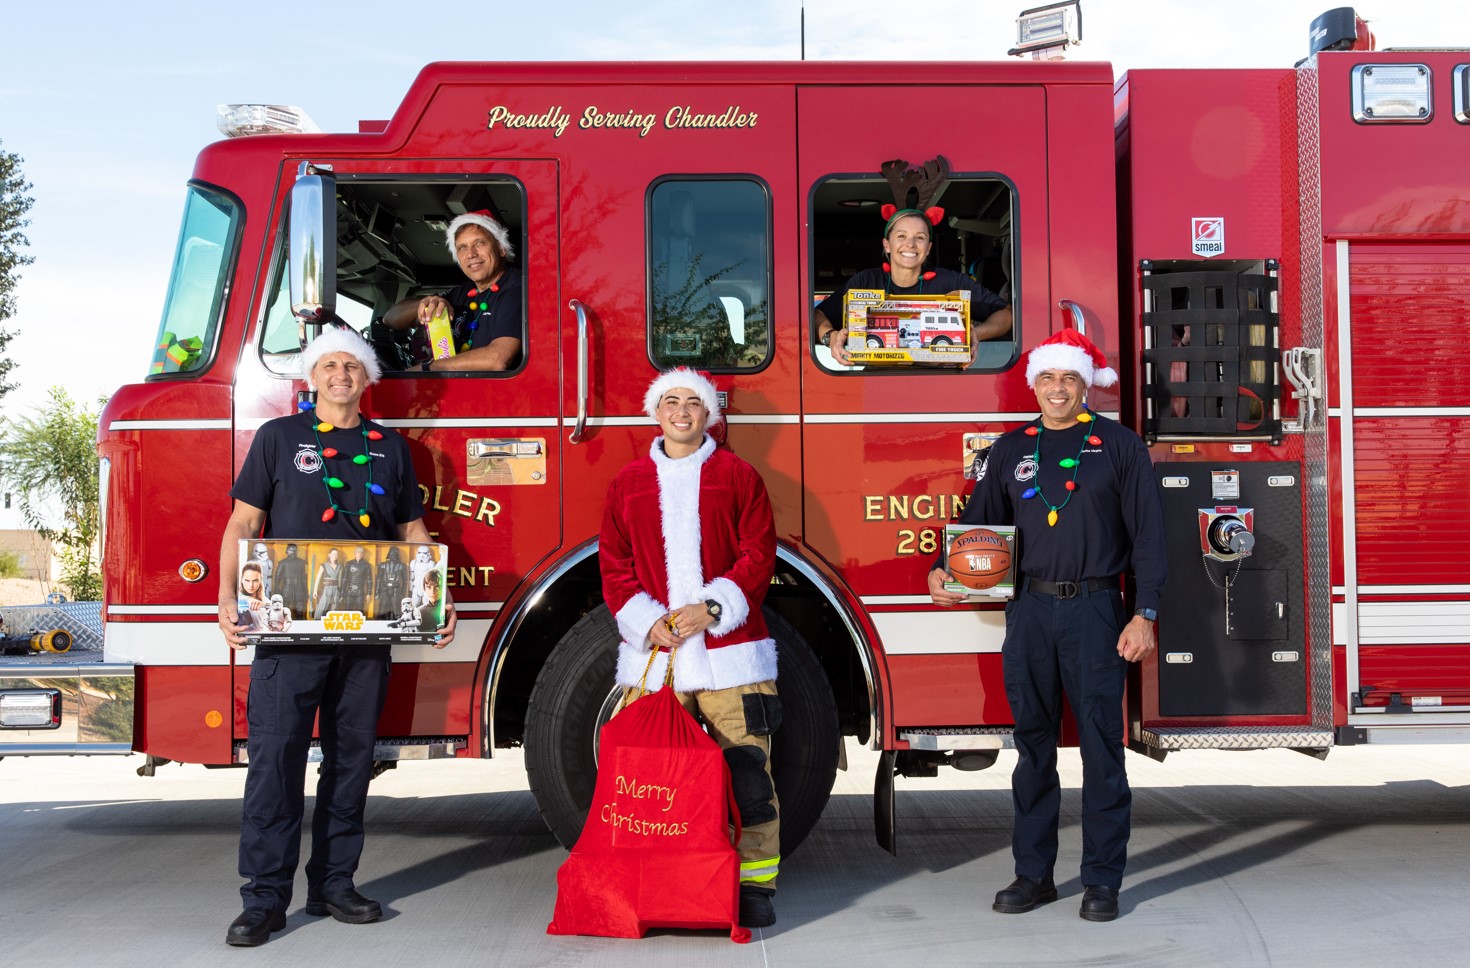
[216,104,321,138]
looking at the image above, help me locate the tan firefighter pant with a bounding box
[620,679,781,890]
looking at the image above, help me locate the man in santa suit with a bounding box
[600,367,782,929]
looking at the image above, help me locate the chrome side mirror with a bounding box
[289,161,336,348]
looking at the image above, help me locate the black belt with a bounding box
[1023,576,1115,599]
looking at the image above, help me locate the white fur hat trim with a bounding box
[445,211,515,261]
[643,367,722,424]
[301,326,382,388]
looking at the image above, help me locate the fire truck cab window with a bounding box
[259,179,527,377]
[148,185,240,378]
[647,179,772,372]
[810,175,1016,373]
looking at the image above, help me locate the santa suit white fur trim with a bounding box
[614,591,668,649]
[699,575,750,636]
[619,636,777,694]
[615,433,775,692]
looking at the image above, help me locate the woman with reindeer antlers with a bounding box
[812,156,1013,366]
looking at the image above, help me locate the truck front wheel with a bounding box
[524,603,840,856]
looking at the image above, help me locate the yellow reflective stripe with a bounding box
[740,855,780,882]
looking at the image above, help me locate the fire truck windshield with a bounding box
[147,183,240,378]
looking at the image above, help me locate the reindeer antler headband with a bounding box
[880,155,950,234]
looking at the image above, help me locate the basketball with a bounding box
[946,528,1012,589]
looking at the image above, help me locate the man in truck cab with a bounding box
[217,326,456,947]
[381,210,523,371]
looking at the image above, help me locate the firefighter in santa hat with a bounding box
[929,328,1166,923]
[599,367,782,928]
[382,209,522,371]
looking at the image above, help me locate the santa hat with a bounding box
[643,367,723,425]
[445,209,515,260]
[301,325,382,388]
[1024,329,1118,389]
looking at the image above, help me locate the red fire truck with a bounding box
[3,5,1466,854]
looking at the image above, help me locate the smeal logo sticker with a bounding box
[1192,217,1225,258]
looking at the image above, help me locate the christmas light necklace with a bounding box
[300,404,385,526]
[1020,411,1103,527]
[458,279,503,353]
[882,263,937,292]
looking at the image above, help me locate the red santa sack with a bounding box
[546,670,750,943]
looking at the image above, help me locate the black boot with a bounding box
[225,908,286,946]
[738,886,776,928]
[992,875,1058,914]
[304,887,383,924]
[1079,885,1119,922]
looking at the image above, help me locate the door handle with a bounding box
[569,299,590,443]
[1059,298,1086,335]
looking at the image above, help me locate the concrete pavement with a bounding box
[1,742,1466,967]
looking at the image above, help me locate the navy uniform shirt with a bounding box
[231,410,423,542]
[952,412,1167,612]
[443,272,523,353]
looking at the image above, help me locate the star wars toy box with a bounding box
[237,539,449,645]
[942,523,1017,599]
[844,289,972,366]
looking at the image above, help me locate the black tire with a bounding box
[866,336,883,348]
[931,335,952,346]
[524,603,840,856]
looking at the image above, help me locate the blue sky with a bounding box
[1,0,1462,418]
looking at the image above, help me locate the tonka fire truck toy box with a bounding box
[942,524,1017,599]
[236,539,449,645]
[844,289,971,366]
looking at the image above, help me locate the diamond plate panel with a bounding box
[0,602,104,667]
[1141,726,1334,750]
[1296,64,1335,733]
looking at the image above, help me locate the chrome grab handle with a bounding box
[569,299,590,443]
[1059,298,1086,335]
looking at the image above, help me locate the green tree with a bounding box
[0,388,104,600]
[0,141,34,407]
[650,254,770,370]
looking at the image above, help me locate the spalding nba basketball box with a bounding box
[844,290,971,366]
[236,539,449,645]
[942,524,1017,599]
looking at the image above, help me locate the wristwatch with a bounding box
[1134,607,1158,622]
[705,599,722,621]
[816,328,833,350]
